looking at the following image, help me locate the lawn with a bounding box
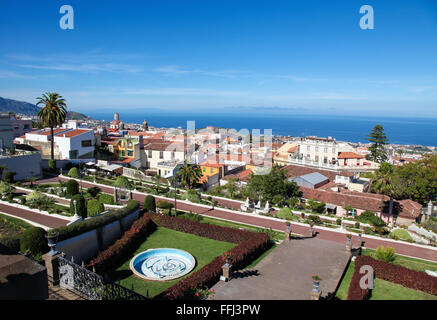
[362,248,437,273]
[389,228,413,242]
[107,226,235,298]
[335,250,437,300]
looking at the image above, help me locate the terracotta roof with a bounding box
[287,146,298,153]
[200,162,224,168]
[300,187,422,219]
[338,152,364,159]
[56,129,90,138]
[282,164,338,181]
[222,169,252,182]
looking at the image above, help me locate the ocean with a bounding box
[85,111,437,147]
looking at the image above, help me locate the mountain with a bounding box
[0,97,40,115]
[0,96,91,120]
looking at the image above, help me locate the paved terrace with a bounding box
[212,237,350,300]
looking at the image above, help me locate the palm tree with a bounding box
[176,160,202,190]
[370,162,397,221]
[36,92,68,160]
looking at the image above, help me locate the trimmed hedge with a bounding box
[68,167,80,178]
[87,198,105,217]
[20,227,48,256]
[150,213,271,300]
[98,193,115,205]
[52,200,140,242]
[86,214,155,274]
[347,255,437,300]
[144,195,156,212]
[65,179,79,197]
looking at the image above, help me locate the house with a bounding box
[19,127,95,160]
[142,141,185,172]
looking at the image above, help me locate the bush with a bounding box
[65,179,79,197]
[355,222,361,229]
[87,214,156,274]
[4,171,16,183]
[356,210,386,227]
[98,193,115,205]
[308,215,322,225]
[87,186,101,198]
[114,176,132,189]
[184,190,201,203]
[70,194,87,219]
[67,167,80,178]
[144,195,156,212]
[20,227,48,256]
[87,199,105,217]
[53,200,140,242]
[18,195,26,205]
[376,245,396,262]
[277,207,294,220]
[25,191,54,209]
[48,159,56,171]
[336,218,342,225]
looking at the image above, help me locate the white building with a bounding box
[18,128,95,160]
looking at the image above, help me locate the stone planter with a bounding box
[45,232,59,256]
[313,281,320,293]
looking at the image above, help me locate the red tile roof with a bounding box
[56,129,90,138]
[338,152,364,159]
[282,164,339,181]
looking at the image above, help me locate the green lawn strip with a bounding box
[389,228,413,241]
[0,213,33,231]
[107,226,235,298]
[335,261,355,300]
[370,278,437,300]
[178,212,285,241]
[362,248,437,273]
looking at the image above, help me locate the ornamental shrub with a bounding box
[48,159,56,171]
[67,167,80,178]
[20,227,48,256]
[70,194,87,219]
[65,179,79,197]
[184,190,201,203]
[308,215,322,225]
[87,186,101,198]
[87,198,105,217]
[336,218,342,225]
[144,195,156,212]
[277,207,293,220]
[114,176,132,190]
[98,193,115,205]
[375,245,396,262]
[356,210,386,227]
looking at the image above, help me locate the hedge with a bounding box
[20,227,48,256]
[66,179,79,197]
[98,193,115,205]
[67,167,80,178]
[86,214,155,274]
[52,200,140,242]
[150,213,272,300]
[144,195,156,212]
[347,255,437,300]
[87,198,105,217]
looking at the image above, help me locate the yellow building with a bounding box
[199,162,225,179]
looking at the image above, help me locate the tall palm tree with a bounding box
[36,92,68,160]
[176,160,202,190]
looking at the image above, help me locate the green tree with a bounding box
[225,177,238,198]
[70,194,87,219]
[36,92,68,160]
[67,167,80,178]
[176,160,202,190]
[114,176,132,189]
[245,165,299,202]
[144,195,156,212]
[365,124,389,163]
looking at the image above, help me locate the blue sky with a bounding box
[0,0,437,117]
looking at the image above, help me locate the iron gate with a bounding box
[58,254,147,300]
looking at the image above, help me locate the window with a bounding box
[159,151,164,159]
[69,150,78,159]
[210,168,214,174]
[128,150,133,157]
[82,140,92,147]
[203,167,206,172]
[148,150,152,158]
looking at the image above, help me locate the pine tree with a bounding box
[366,124,389,163]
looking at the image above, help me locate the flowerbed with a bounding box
[86,213,156,274]
[149,213,271,300]
[347,255,437,300]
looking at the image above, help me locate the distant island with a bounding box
[0,96,91,121]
